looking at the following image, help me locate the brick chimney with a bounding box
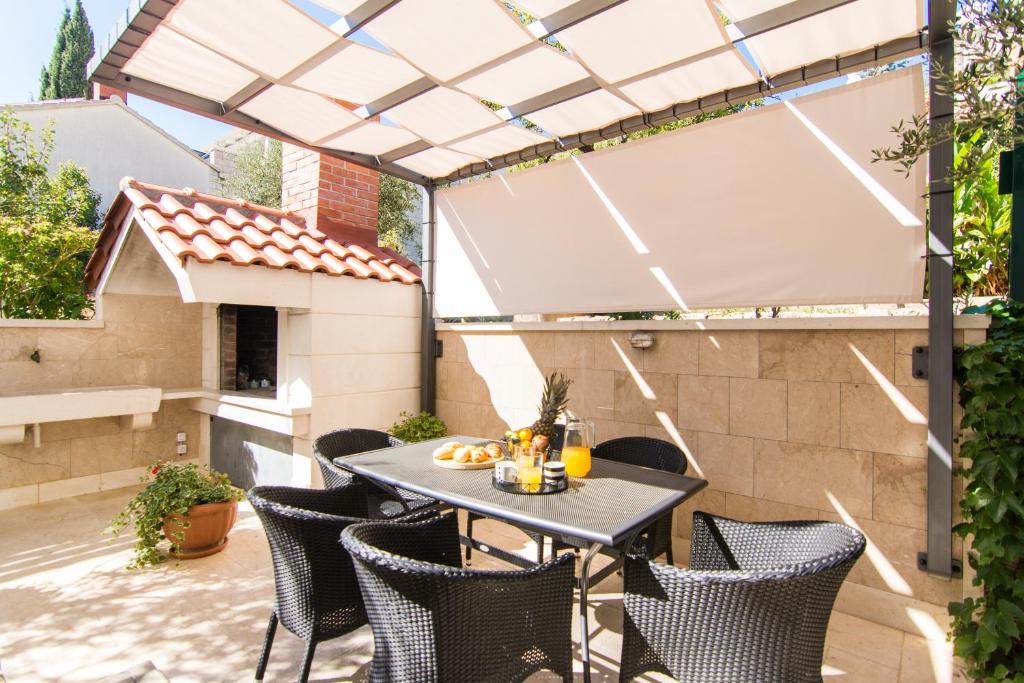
[92,82,127,101]
[281,143,380,246]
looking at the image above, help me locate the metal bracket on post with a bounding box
[918,552,963,578]
[911,346,928,379]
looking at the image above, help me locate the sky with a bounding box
[0,0,233,151]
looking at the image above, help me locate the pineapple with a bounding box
[530,372,572,439]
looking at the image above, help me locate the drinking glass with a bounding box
[514,445,543,487]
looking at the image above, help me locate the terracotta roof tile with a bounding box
[84,178,422,289]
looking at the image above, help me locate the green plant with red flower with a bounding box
[109,461,242,569]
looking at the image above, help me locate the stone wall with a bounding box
[0,294,203,508]
[435,319,987,636]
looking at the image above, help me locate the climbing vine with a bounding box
[951,298,1024,681]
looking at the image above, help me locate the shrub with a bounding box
[388,411,448,443]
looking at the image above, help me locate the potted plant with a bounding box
[110,461,243,569]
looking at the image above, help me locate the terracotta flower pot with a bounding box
[162,499,238,559]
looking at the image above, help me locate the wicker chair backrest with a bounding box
[313,428,405,489]
[620,512,866,682]
[248,484,369,641]
[593,436,687,475]
[342,513,575,682]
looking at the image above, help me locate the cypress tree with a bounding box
[39,1,95,100]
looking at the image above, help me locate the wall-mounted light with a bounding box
[628,331,655,349]
[29,349,40,363]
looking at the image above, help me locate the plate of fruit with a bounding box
[432,441,504,469]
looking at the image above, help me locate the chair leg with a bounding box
[298,639,317,683]
[664,516,675,565]
[254,611,278,681]
[536,536,545,564]
[465,512,475,564]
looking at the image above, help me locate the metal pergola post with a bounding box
[420,185,438,414]
[919,0,961,579]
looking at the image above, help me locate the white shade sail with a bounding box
[91,0,926,184]
[552,0,732,84]
[239,85,360,143]
[434,67,926,315]
[290,43,424,104]
[718,0,924,76]
[320,122,422,156]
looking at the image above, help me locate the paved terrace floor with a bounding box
[1,488,962,682]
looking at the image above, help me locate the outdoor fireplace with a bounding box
[220,304,278,394]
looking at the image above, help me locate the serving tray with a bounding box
[491,478,568,495]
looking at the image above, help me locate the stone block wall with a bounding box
[0,293,203,508]
[435,320,987,636]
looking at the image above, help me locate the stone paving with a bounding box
[0,489,961,682]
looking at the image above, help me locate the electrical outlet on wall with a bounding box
[176,432,187,443]
[176,443,187,455]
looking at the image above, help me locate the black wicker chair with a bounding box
[313,428,436,518]
[465,424,565,565]
[588,436,687,565]
[619,511,866,683]
[341,512,576,682]
[247,484,372,683]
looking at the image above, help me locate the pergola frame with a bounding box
[90,0,927,187]
[88,0,959,581]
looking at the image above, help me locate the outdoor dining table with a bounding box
[334,434,708,682]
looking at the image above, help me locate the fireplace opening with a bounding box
[220,304,278,395]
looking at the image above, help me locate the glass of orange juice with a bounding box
[514,446,543,487]
[561,418,595,477]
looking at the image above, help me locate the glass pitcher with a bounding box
[561,418,595,477]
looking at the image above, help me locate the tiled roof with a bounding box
[85,179,421,289]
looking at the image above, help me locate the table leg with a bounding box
[579,543,603,683]
[354,476,411,513]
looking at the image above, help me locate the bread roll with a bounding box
[484,443,502,460]
[432,445,455,460]
[454,446,473,463]
[471,447,489,463]
[441,441,463,450]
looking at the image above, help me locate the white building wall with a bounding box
[9,99,213,215]
[307,276,422,443]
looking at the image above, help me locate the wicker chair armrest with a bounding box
[690,511,866,572]
[343,513,577,580]
[248,483,368,523]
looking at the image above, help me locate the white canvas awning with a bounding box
[89,0,925,185]
[434,67,927,314]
